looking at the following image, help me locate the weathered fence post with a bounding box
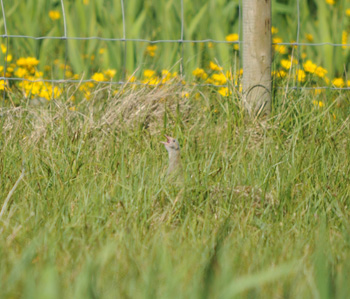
[242,0,272,116]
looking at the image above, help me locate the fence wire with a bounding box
[1,0,350,94]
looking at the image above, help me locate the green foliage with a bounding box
[1,0,349,84]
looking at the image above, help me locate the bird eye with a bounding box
[173,139,175,142]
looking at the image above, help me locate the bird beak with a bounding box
[161,135,171,145]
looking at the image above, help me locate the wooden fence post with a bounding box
[242,0,272,116]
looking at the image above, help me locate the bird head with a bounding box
[161,135,180,153]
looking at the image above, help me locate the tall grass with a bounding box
[1,84,350,298]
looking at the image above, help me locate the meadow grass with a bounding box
[1,84,350,298]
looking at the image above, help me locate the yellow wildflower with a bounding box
[208,42,214,48]
[99,48,106,54]
[211,73,227,85]
[49,10,61,21]
[332,78,344,87]
[314,66,327,78]
[347,80,350,86]
[218,87,231,97]
[69,106,76,111]
[65,70,73,78]
[17,57,39,68]
[342,31,348,49]
[312,100,324,107]
[226,33,239,42]
[127,75,136,83]
[39,88,50,100]
[296,69,306,82]
[303,60,317,73]
[305,34,314,42]
[104,69,117,79]
[276,45,287,54]
[15,67,27,78]
[1,44,6,53]
[161,70,172,84]
[273,37,287,54]
[161,69,171,79]
[271,27,278,34]
[276,70,287,78]
[192,68,208,80]
[313,88,323,95]
[0,80,5,90]
[91,72,105,82]
[205,77,215,85]
[346,9,350,16]
[83,0,89,5]
[181,91,189,98]
[79,82,94,92]
[84,91,91,100]
[209,61,223,71]
[145,45,157,57]
[281,59,292,69]
[301,53,307,59]
[226,33,239,50]
[290,40,298,49]
[143,77,160,86]
[273,37,283,44]
[326,0,335,5]
[143,69,156,78]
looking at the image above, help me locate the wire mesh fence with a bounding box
[0,0,350,104]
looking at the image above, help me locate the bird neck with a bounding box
[167,149,182,174]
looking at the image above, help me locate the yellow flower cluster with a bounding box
[271,27,278,35]
[140,69,179,86]
[0,80,7,90]
[49,10,61,21]
[225,33,239,50]
[91,69,116,82]
[273,37,287,54]
[272,70,286,78]
[209,61,223,71]
[192,68,208,80]
[145,45,157,57]
[313,100,325,107]
[6,55,62,101]
[192,61,237,97]
[1,23,349,108]
[19,80,61,100]
[342,31,349,49]
[332,78,344,88]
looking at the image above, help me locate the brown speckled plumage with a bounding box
[161,135,183,176]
